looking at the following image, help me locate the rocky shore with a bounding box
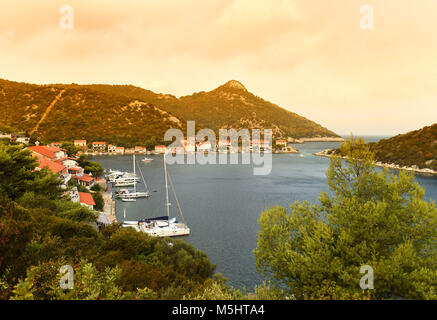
[314,149,437,176]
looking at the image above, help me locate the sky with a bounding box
[0,0,436,136]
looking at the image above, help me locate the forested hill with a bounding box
[368,124,437,170]
[0,79,185,147]
[69,80,339,139]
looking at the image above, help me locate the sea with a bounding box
[91,136,437,290]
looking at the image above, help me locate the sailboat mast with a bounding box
[133,154,136,193]
[164,153,170,219]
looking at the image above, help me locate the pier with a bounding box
[102,179,117,223]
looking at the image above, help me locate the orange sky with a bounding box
[1,0,436,135]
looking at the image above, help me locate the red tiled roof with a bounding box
[92,142,107,145]
[37,158,66,174]
[73,174,94,183]
[78,192,96,206]
[28,146,56,159]
[69,167,83,172]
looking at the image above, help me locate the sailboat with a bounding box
[116,154,150,199]
[122,153,190,237]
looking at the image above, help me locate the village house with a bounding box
[78,192,96,210]
[28,145,68,160]
[0,132,12,140]
[72,173,95,188]
[250,139,271,152]
[108,144,116,153]
[54,157,79,169]
[13,134,30,145]
[34,157,71,188]
[92,141,107,152]
[70,188,96,211]
[155,145,167,154]
[275,139,288,147]
[168,146,185,154]
[183,140,196,153]
[74,140,87,150]
[115,147,125,155]
[135,146,147,154]
[68,166,84,176]
[197,141,213,152]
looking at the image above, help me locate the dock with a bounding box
[102,179,117,223]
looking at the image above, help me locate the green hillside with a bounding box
[368,124,437,170]
[0,79,185,148]
[76,80,339,139]
[1,78,339,146]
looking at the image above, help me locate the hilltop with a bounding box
[74,80,339,139]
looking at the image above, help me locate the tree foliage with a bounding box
[255,137,437,299]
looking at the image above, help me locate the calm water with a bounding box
[91,136,437,290]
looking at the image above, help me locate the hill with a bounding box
[0,79,185,147]
[75,80,339,139]
[0,78,339,146]
[368,124,437,171]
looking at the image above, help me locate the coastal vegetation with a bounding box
[1,135,436,300]
[255,137,437,299]
[0,141,219,299]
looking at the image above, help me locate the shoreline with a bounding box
[314,149,437,176]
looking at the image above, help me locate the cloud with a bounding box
[0,0,436,135]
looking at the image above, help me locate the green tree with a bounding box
[77,155,104,177]
[254,137,437,300]
[61,142,81,157]
[0,144,62,200]
[92,192,104,211]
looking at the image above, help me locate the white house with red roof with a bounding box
[34,157,71,188]
[72,173,95,188]
[275,139,288,147]
[154,145,167,154]
[70,188,96,210]
[250,139,271,152]
[92,142,107,152]
[28,145,67,160]
[135,146,147,154]
[78,192,96,210]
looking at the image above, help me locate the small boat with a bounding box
[122,198,137,202]
[141,157,153,163]
[115,155,150,198]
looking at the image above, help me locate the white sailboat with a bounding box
[116,154,150,199]
[122,154,190,237]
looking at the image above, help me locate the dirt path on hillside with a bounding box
[30,89,66,135]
